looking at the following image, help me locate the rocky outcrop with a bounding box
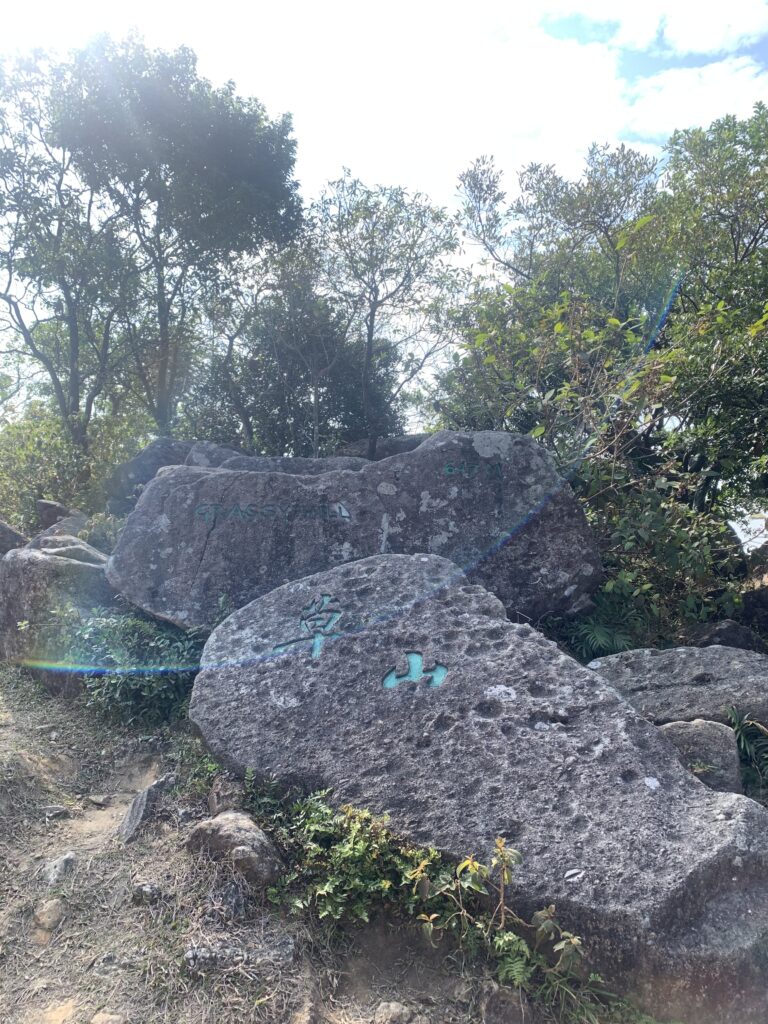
[189,553,768,1024]
[107,430,601,629]
[588,645,768,724]
[0,519,27,555]
[0,546,116,665]
[659,719,742,793]
[105,438,194,514]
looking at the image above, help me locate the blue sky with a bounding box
[1,1,767,207]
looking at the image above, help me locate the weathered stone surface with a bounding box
[105,437,194,513]
[33,897,66,932]
[185,440,242,467]
[588,645,768,724]
[692,618,767,654]
[189,554,768,1024]
[108,430,601,629]
[659,719,742,793]
[27,535,107,566]
[0,519,27,555]
[185,811,284,887]
[221,454,368,474]
[0,547,116,664]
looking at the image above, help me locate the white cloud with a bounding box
[0,0,766,207]
[624,56,768,139]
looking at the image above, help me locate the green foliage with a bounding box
[242,785,666,1023]
[728,707,768,799]
[78,512,126,553]
[0,406,148,531]
[35,603,205,723]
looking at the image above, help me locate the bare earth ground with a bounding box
[0,668,501,1024]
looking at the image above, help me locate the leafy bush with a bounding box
[35,603,205,723]
[77,512,126,554]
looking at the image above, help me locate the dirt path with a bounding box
[0,669,486,1024]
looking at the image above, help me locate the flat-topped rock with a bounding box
[220,454,368,474]
[107,430,601,628]
[190,555,768,1024]
[588,645,768,724]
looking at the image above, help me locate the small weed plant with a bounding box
[243,781,667,1024]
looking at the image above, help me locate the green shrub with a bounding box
[35,603,205,723]
[242,785,669,1024]
[78,512,126,554]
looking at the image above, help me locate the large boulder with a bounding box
[189,554,768,1024]
[220,454,368,474]
[105,438,194,514]
[107,430,601,629]
[0,546,115,665]
[588,645,768,724]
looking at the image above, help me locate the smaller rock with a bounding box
[118,773,175,843]
[34,897,66,931]
[373,1002,413,1024]
[86,795,109,808]
[185,811,284,887]
[131,880,163,904]
[693,619,767,654]
[207,772,246,815]
[478,981,532,1024]
[43,851,77,885]
[36,499,73,529]
[659,719,742,794]
[42,805,70,819]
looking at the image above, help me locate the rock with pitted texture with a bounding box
[189,553,768,1024]
[588,645,768,724]
[107,430,601,629]
[186,811,284,887]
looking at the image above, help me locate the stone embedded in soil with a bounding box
[185,811,284,887]
[34,897,66,931]
[588,644,768,723]
[107,430,601,629]
[190,553,768,1024]
[43,851,77,885]
[117,773,175,844]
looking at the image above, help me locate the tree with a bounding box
[55,36,301,434]
[0,55,130,451]
[315,172,462,457]
[182,243,402,454]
